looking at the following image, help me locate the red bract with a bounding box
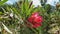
[28,12,39,23]
[31,12,39,18]
[28,17,33,23]
[27,12,43,28]
[34,16,43,23]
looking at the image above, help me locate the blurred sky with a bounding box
[6,0,59,6]
[6,0,19,4]
[46,0,59,6]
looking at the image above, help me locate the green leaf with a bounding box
[0,12,3,15]
[0,0,8,5]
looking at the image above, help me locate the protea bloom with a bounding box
[28,12,43,28]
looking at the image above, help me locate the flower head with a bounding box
[28,12,43,28]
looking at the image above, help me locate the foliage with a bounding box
[0,0,8,5]
[0,0,60,34]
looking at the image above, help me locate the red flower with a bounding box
[27,12,43,28]
[33,16,43,23]
[28,17,33,23]
[31,12,39,18]
[28,12,39,23]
